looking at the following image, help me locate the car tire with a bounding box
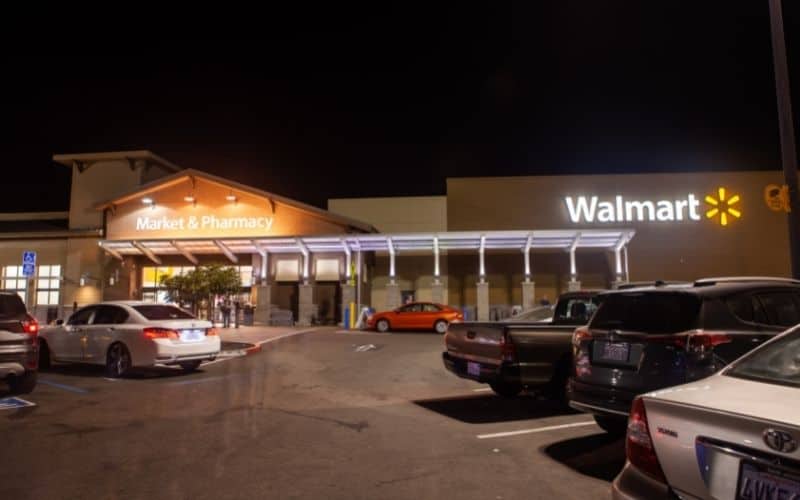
[376,319,390,333]
[489,381,523,398]
[8,370,37,395]
[434,320,448,334]
[38,340,51,371]
[179,360,202,372]
[106,343,132,378]
[593,415,628,437]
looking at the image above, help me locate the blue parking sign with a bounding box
[22,251,36,265]
[22,263,35,277]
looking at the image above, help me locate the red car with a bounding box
[367,302,463,333]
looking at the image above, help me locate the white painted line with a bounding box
[253,328,321,346]
[476,421,596,439]
[473,387,493,393]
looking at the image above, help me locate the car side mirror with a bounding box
[55,319,64,326]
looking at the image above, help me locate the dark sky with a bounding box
[4,2,800,212]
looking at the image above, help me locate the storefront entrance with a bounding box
[315,282,341,325]
[273,282,299,324]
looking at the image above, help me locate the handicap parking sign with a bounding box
[22,251,36,265]
[22,263,35,277]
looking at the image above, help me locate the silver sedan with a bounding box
[613,325,800,499]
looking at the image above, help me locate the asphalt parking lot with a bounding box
[0,329,625,500]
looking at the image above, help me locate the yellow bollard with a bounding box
[350,302,356,329]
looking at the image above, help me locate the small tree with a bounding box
[160,265,241,317]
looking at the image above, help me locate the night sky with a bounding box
[4,2,800,212]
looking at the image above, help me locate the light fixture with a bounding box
[226,192,237,203]
[184,195,196,203]
[142,197,154,205]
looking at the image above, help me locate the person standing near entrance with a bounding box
[233,300,241,329]
[221,300,232,328]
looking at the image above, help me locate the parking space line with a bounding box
[476,421,596,439]
[204,328,323,366]
[39,379,90,394]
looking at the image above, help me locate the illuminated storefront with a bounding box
[0,150,791,325]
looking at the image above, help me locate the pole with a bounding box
[768,0,800,278]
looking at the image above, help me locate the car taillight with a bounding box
[206,328,218,336]
[500,332,516,362]
[626,397,667,483]
[22,316,38,336]
[686,331,731,353]
[572,326,591,348]
[143,327,179,340]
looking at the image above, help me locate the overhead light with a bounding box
[184,195,196,203]
[142,197,154,205]
[226,193,237,202]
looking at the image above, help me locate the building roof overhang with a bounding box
[53,150,183,174]
[98,229,635,263]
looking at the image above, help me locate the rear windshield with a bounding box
[0,294,26,318]
[590,292,701,334]
[726,328,800,388]
[133,305,195,320]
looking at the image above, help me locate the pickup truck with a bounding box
[442,291,601,398]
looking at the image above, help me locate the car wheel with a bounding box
[489,381,523,398]
[376,319,390,332]
[179,360,202,372]
[8,370,37,394]
[434,319,448,334]
[593,415,628,437]
[38,340,51,370]
[106,343,131,378]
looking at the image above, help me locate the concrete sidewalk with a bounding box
[218,325,325,356]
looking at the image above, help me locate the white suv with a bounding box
[39,302,220,377]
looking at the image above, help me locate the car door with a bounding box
[57,306,96,361]
[84,305,129,364]
[418,303,441,329]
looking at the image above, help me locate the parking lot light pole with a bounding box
[768,0,800,278]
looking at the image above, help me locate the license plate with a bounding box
[467,361,481,378]
[599,341,630,362]
[737,461,800,500]
[179,329,204,342]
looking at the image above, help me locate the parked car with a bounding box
[613,324,800,499]
[39,302,220,378]
[0,292,39,394]
[442,291,601,398]
[367,302,464,333]
[569,277,800,435]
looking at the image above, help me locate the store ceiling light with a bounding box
[226,193,237,202]
[184,195,196,203]
[142,197,154,205]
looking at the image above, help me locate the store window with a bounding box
[141,265,253,303]
[2,265,28,302]
[36,265,61,306]
[141,266,195,303]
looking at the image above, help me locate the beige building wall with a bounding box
[328,196,446,233]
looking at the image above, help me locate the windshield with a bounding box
[726,328,800,388]
[590,292,701,334]
[508,306,553,323]
[133,305,195,320]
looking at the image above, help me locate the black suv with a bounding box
[0,292,39,394]
[568,277,800,434]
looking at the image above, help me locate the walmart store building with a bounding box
[1,150,791,325]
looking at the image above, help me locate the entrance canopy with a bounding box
[99,229,634,258]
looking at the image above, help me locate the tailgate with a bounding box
[444,322,505,365]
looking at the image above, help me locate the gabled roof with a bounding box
[93,168,377,233]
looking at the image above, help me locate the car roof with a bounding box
[600,279,800,299]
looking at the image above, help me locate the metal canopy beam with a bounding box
[171,240,199,265]
[132,241,162,265]
[214,240,238,263]
[296,238,310,282]
[99,242,124,261]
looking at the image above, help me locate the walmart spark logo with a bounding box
[705,187,741,227]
